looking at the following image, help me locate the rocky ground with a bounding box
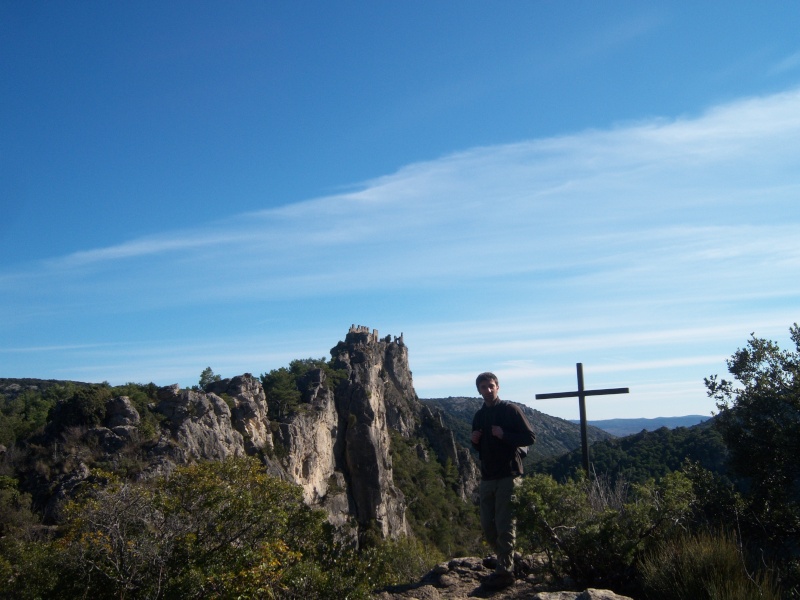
[374,556,635,600]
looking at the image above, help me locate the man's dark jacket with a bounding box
[471,400,536,480]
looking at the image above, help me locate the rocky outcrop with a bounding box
[125,374,274,477]
[330,326,414,539]
[36,327,479,545]
[84,395,142,453]
[258,325,477,540]
[205,374,273,455]
[331,327,419,437]
[152,384,247,464]
[105,395,141,428]
[374,556,635,600]
[183,328,423,542]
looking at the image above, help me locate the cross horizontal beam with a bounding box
[535,387,629,400]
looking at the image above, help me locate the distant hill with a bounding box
[422,396,615,461]
[571,415,711,437]
[0,377,93,401]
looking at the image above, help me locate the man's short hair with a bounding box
[475,372,499,390]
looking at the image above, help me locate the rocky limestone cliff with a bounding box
[34,326,479,544]
[329,326,413,539]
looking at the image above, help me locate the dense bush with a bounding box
[515,470,695,590]
[0,474,63,600]
[47,385,113,431]
[514,468,788,598]
[0,457,437,599]
[53,458,325,598]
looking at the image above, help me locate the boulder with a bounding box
[104,395,140,428]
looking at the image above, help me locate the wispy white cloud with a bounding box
[53,234,241,267]
[9,89,799,289]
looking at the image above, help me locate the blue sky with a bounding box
[2,2,799,419]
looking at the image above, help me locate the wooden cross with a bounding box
[535,363,629,473]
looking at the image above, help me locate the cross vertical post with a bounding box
[535,363,629,473]
[577,363,589,473]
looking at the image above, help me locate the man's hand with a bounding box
[471,430,483,444]
[491,425,504,439]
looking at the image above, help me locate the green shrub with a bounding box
[705,325,800,596]
[364,535,444,589]
[0,537,63,600]
[262,367,305,419]
[0,475,62,599]
[515,471,695,588]
[638,530,782,600]
[0,456,439,599]
[49,458,326,599]
[0,389,59,446]
[48,385,112,431]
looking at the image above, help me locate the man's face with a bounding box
[478,379,500,405]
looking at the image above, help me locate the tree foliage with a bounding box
[0,474,63,600]
[55,458,326,598]
[0,389,57,446]
[705,324,800,592]
[706,326,800,509]
[198,366,222,388]
[47,384,113,432]
[0,382,162,454]
[0,457,435,599]
[260,357,347,420]
[531,423,728,486]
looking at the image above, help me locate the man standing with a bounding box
[470,372,535,589]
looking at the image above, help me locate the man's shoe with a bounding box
[483,570,515,589]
